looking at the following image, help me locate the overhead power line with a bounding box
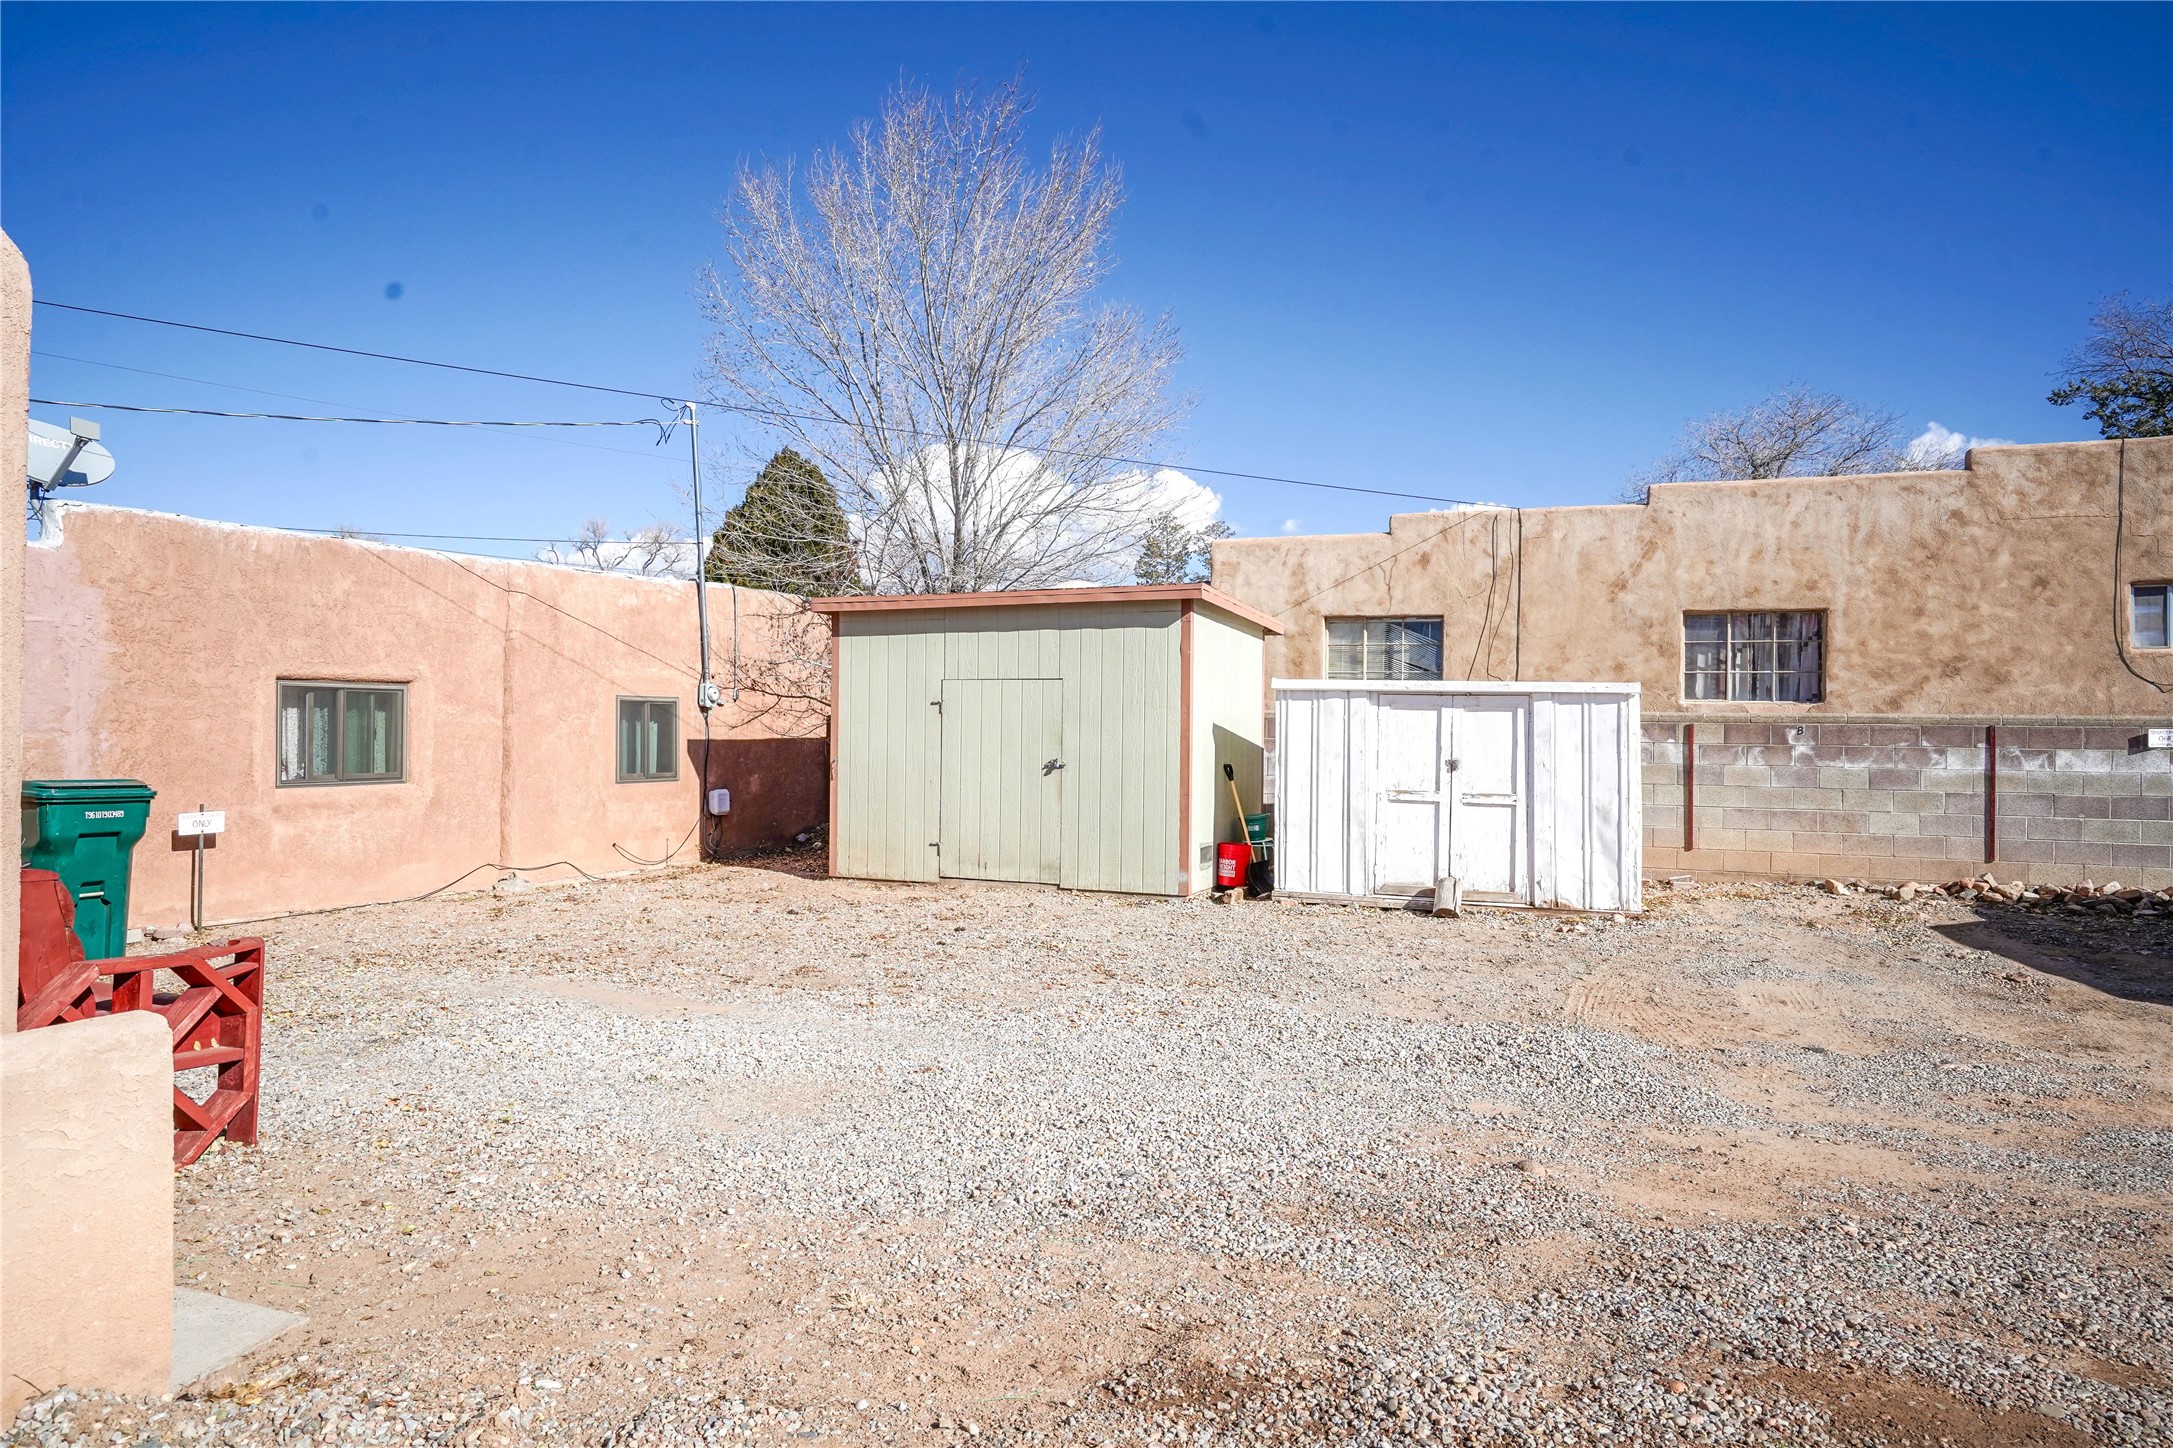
[32,299,671,403]
[29,349,683,463]
[31,398,667,429]
[34,298,1486,507]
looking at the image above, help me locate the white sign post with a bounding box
[179,807,224,930]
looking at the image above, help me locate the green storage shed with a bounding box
[812,585,1284,896]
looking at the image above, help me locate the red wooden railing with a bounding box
[17,869,264,1166]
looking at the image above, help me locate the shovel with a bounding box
[1223,762,1257,861]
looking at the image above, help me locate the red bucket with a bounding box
[1216,842,1250,889]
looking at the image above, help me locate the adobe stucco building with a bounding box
[23,504,829,927]
[3,232,177,1419]
[1213,438,2173,888]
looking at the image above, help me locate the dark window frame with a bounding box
[2131,584,2170,650]
[275,680,407,787]
[1682,611,1825,704]
[616,696,680,783]
[1325,616,1446,681]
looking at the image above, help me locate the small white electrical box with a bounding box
[2147,729,2173,750]
[707,787,731,816]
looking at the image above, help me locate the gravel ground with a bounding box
[12,861,2171,1447]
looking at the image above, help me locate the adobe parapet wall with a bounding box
[1215,438,2173,887]
[1215,438,2173,720]
[23,504,830,925]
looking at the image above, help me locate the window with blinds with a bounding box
[277,682,405,785]
[2132,584,2169,649]
[617,697,679,782]
[1325,617,1445,681]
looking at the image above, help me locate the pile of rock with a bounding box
[1814,874,2173,914]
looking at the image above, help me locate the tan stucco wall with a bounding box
[1213,439,2173,720]
[23,505,827,926]
[0,1011,176,1417]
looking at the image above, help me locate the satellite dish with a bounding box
[27,417,116,489]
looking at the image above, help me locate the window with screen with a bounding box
[1325,618,1445,681]
[1683,612,1824,703]
[277,682,405,785]
[2132,585,2169,649]
[617,697,679,782]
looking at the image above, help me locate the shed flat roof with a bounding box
[1274,678,1639,695]
[810,584,1286,635]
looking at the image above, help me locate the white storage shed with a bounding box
[814,586,1285,896]
[1273,680,1642,912]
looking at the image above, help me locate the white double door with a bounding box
[1372,695,1527,902]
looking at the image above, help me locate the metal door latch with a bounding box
[1445,758,1460,772]
[1043,758,1065,774]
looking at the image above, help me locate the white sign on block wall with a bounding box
[176,810,226,837]
[2147,729,2173,750]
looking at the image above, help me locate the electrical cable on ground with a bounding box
[613,822,701,869]
[205,858,615,929]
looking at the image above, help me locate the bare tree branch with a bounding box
[701,77,1189,593]
[1624,386,1957,502]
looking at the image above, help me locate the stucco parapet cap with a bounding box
[1274,678,1639,697]
[35,502,796,599]
[809,584,1285,635]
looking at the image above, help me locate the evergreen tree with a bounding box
[1134,515,1233,585]
[705,448,859,594]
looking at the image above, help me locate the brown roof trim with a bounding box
[808,584,1285,635]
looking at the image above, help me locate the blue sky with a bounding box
[5,2,2167,554]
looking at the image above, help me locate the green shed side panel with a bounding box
[833,603,1181,893]
[1056,603,1180,895]
[1187,608,1268,886]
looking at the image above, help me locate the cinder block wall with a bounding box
[1642,718,2173,888]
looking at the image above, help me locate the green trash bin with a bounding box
[22,778,157,960]
[1244,812,1272,849]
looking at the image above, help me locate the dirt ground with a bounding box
[12,860,2170,1447]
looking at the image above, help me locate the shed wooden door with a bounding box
[1368,693,1529,902]
[1446,694,1527,901]
[1372,696,1446,894]
[938,678,1065,884]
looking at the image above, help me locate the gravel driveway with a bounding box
[13,861,2171,1447]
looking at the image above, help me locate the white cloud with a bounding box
[1137,467,1222,531]
[1906,421,2017,468]
[853,447,1225,590]
[1280,518,1302,534]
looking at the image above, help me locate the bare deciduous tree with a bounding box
[536,519,696,578]
[2050,291,2173,439]
[701,78,1189,593]
[1624,386,1959,502]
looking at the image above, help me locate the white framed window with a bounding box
[2132,584,2169,649]
[1684,612,1824,703]
[1326,617,1444,681]
[277,682,405,785]
[617,697,679,782]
